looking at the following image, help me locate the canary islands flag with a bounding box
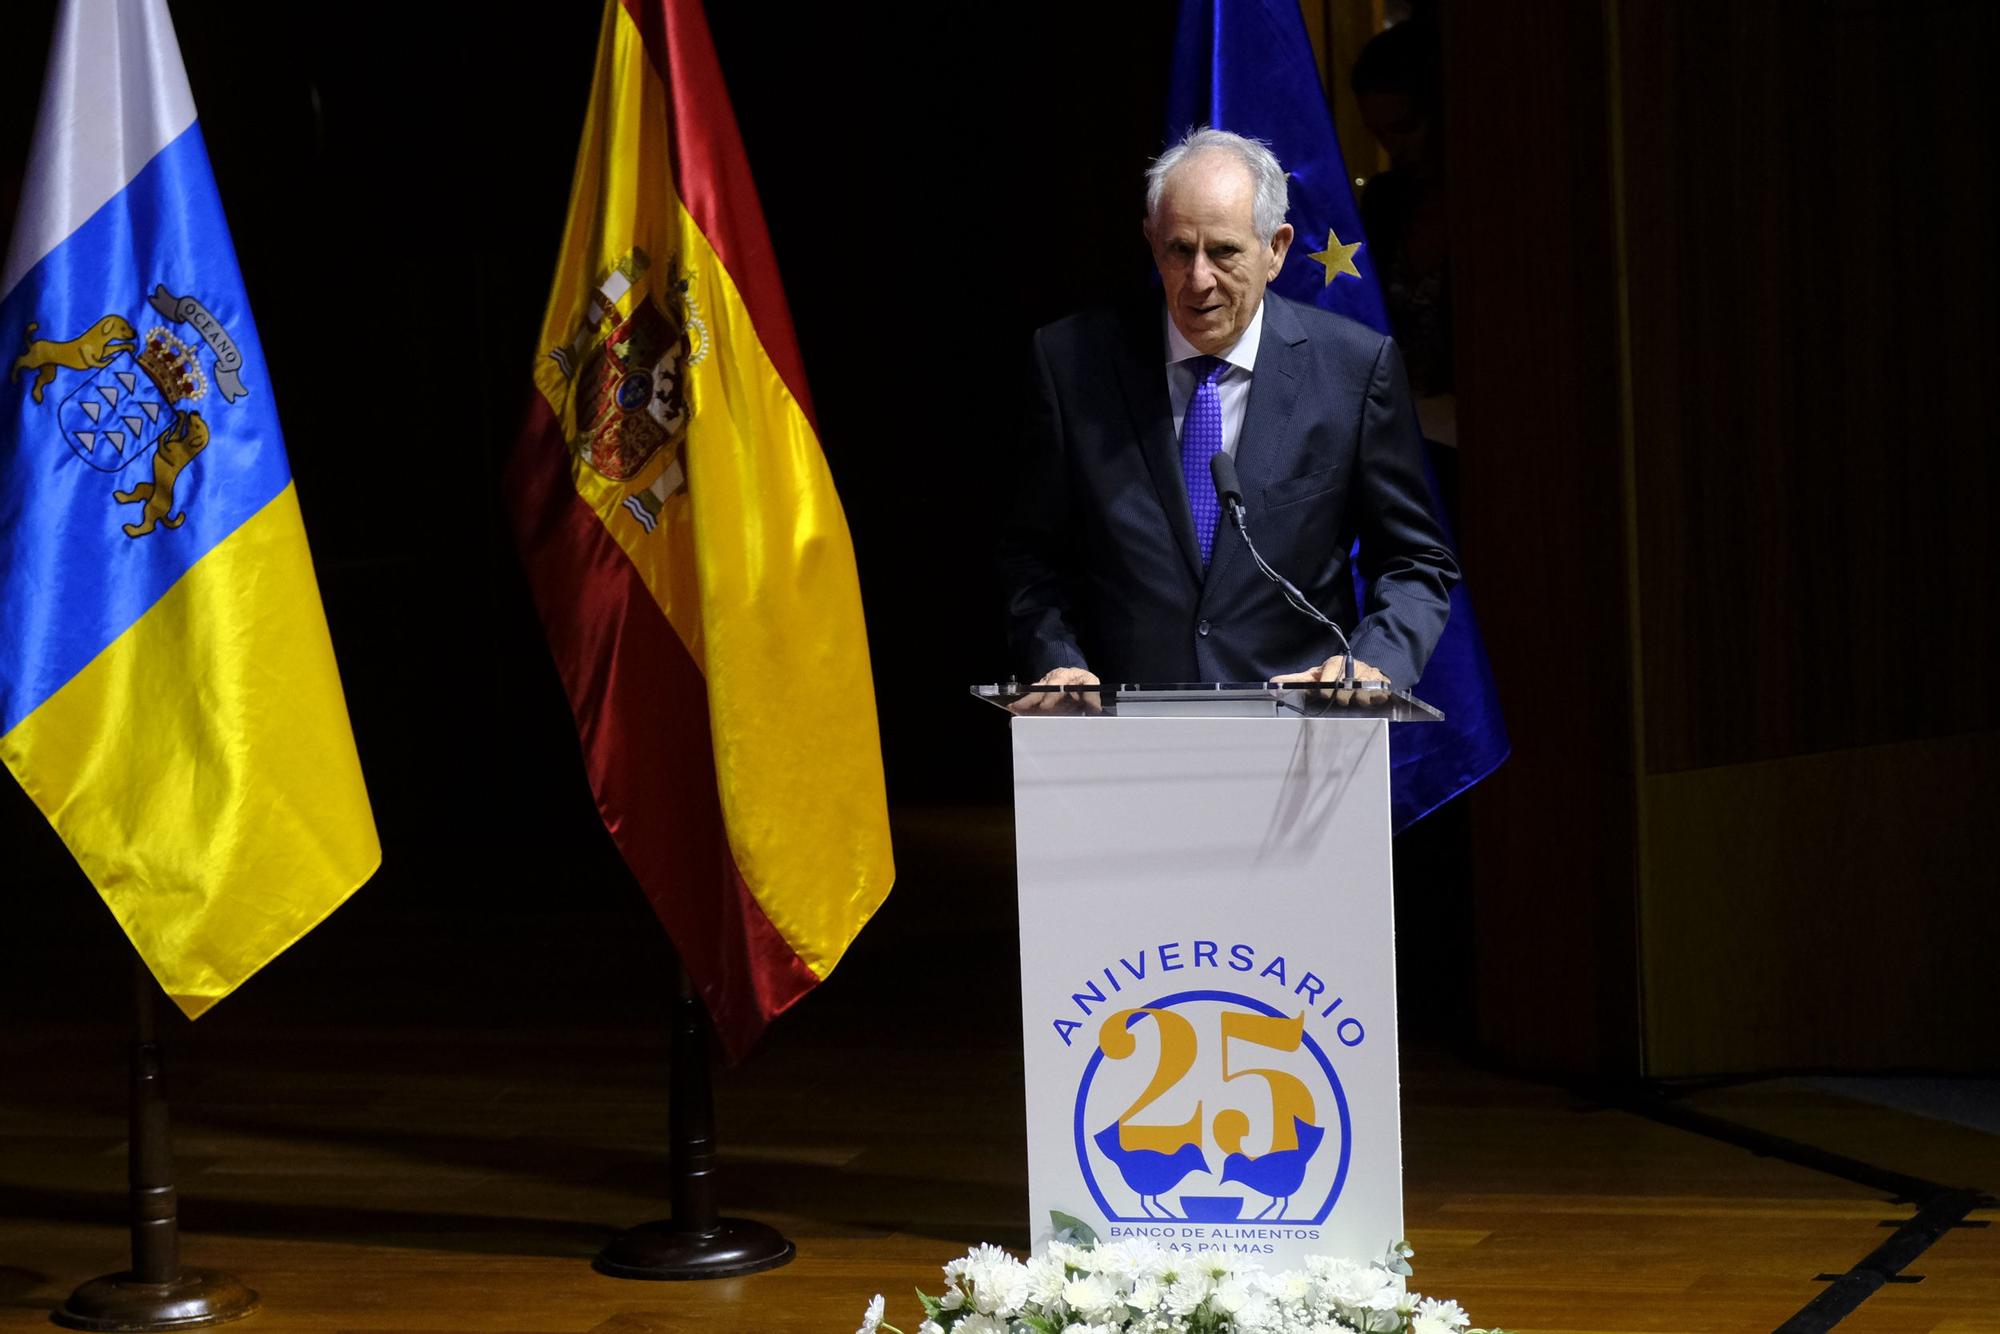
[1168,0,1510,830]
[508,0,894,1058]
[0,0,379,1016]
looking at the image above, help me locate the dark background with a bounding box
[0,0,1183,1033]
[4,1,1995,1074]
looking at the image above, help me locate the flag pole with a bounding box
[592,956,794,1280]
[54,954,258,1331]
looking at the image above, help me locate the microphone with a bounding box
[1209,451,1357,691]
[1210,449,1246,517]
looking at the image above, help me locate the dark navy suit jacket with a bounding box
[999,293,1458,688]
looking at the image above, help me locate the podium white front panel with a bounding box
[1012,715,1401,1270]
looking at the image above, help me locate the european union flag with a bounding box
[1166,0,1508,830]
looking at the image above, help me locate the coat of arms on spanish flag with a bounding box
[507,0,894,1058]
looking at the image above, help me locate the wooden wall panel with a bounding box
[1615,0,2000,1071]
[1447,0,1643,1073]
[1619,1,2000,774]
[1641,730,2000,1074]
[1456,0,1997,1074]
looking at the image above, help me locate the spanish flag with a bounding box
[509,0,894,1057]
[0,0,379,1016]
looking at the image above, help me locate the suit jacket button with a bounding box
[1197,620,1211,637]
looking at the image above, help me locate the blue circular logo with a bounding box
[1071,990,1352,1226]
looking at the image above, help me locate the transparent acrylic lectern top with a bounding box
[969,681,1445,720]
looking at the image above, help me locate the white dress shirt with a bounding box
[1165,297,1265,456]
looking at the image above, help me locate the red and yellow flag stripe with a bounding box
[508,0,892,1056]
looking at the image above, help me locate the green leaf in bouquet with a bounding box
[1049,1210,1100,1248]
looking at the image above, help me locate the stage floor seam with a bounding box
[1605,1080,1999,1334]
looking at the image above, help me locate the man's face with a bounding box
[1146,152,1293,356]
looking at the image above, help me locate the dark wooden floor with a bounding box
[2,807,1995,1333]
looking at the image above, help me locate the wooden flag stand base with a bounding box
[55,958,259,1331]
[593,964,795,1281]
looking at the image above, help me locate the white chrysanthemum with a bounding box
[1088,1239,1150,1286]
[1325,1266,1401,1318]
[1063,1273,1124,1318]
[1233,1293,1282,1332]
[1416,1297,1470,1329]
[1309,1257,1378,1305]
[955,1244,1028,1316]
[1166,1272,1213,1317]
[946,1242,1011,1288]
[957,1243,1010,1277]
[1212,1277,1255,1315]
[1002,1265,1036,1314]
[1046,1239,1088,1270]
[1270,1270,1313,1307]
[856,1293,885,1334]
[1363,1278,1405,1312]
[902,1248,1481,1334]
[1024,1252,1070,1305]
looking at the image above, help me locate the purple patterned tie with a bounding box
[1180,355,1227,565]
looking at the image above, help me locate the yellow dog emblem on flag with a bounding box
[113,409,210,538]
[12,316,139,404]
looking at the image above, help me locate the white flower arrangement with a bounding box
[859,1217,1506,1334]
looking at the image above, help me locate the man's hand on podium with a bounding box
[1271,657,1391,707]
[1012,666,1103,715]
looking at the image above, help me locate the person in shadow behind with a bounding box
[1352,11,1478,1048]
[1352,13,1458,529]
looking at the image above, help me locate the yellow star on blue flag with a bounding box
[1308,228,1364,285]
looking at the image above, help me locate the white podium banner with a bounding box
[1012,715,1402,1273]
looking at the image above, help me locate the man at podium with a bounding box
[999,129,1457,700]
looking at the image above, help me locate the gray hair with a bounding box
[1146,127,1291,243]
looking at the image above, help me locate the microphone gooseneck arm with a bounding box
[1209,452,1355,690]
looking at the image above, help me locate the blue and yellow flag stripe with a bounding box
[2,0,376,1016]
[1,125,292,731]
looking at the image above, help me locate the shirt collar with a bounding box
[1164,296,1265,374]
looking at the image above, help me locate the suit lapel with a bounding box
[1203,295,1306,602]
[1111,302,1203,582]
